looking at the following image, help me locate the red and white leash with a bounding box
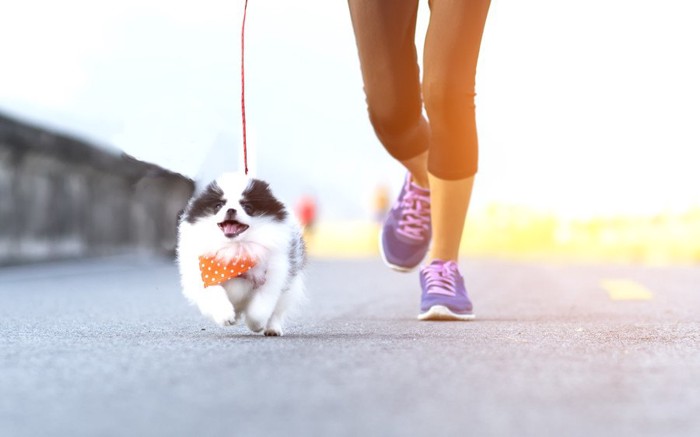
[240,0,250,175]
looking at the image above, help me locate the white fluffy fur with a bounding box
[176,172,305,336]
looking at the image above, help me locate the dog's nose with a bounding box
[224,208,237,220]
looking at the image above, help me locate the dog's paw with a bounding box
[208,305,237,327]
[263,327,283,337]
[197,292,237,327]
[263,319,283,337]
[245,318,265,333]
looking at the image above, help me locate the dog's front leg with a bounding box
[180,255,237,327]
[193,285,237,327]
[244,269,285,334]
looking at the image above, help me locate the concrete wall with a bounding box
[0,112,194,265]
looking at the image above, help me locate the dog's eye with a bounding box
[213,201,225,212]
[240,202,254,215]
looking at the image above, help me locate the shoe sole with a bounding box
[378,227,421,273]
[418,305,475,321]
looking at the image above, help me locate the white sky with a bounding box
[1,0,699,219]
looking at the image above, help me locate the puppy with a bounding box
[176,172,306,336]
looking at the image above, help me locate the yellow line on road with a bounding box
[601,279,653,301]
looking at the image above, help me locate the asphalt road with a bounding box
[1,255,699,437]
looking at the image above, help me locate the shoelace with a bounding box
[396,183,431,241]
[423,261,458,296]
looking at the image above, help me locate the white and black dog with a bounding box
[176,172,306,336]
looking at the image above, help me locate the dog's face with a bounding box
[180,172,288,245]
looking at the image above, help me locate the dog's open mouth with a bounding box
[218,220,249,238]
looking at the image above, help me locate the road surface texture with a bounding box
[1,255,699,437]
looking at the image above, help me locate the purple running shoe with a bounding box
[379,174,431,272]
[418,260,475,321]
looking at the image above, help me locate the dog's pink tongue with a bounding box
[222,222,241,235]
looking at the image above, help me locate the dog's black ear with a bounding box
[182,181,225,224]
[242,179,288,221]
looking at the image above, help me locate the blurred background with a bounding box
[1,0,700,265]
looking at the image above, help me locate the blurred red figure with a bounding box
[295,194,317,234]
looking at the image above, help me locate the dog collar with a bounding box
[199,255,256,287]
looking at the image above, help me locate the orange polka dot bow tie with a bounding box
[199,255,256,287]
